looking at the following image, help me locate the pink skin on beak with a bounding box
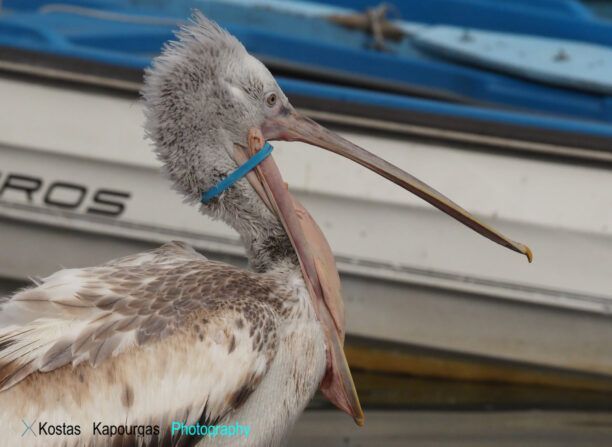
[241,130,364,426]
[238,109,533,426]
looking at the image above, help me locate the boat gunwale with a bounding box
[1,45,612,166]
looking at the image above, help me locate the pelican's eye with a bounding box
[265,92,277,108]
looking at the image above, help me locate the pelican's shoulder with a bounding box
[104,240,207,267]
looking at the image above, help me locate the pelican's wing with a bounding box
[0,241,280,444]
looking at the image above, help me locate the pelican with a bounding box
[0,13,531,447]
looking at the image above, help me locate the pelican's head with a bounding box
[143,12,532,426]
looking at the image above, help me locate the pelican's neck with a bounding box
[153,134,298,273]
[241,222,299,274]
[198,190,299,273]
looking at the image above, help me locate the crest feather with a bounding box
[142,11,245,106]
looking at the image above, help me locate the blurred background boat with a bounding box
[1,0,612,411]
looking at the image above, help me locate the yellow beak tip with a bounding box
[354,414,365,427]
[524,246,533,263]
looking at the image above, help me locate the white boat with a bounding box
[1,0,612,391]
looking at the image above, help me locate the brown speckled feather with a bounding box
[0,241,287,446]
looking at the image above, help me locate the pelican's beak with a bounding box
[244,108,531,428]
[263,109,533,262]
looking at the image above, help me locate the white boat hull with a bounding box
[2,75,612,379]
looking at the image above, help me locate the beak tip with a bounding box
[354,412,365,427]
[524,245,533,263]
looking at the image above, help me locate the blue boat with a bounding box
[0,0,612,156]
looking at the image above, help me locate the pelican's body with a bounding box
[0,242,325,446]
[0,12,531,447]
